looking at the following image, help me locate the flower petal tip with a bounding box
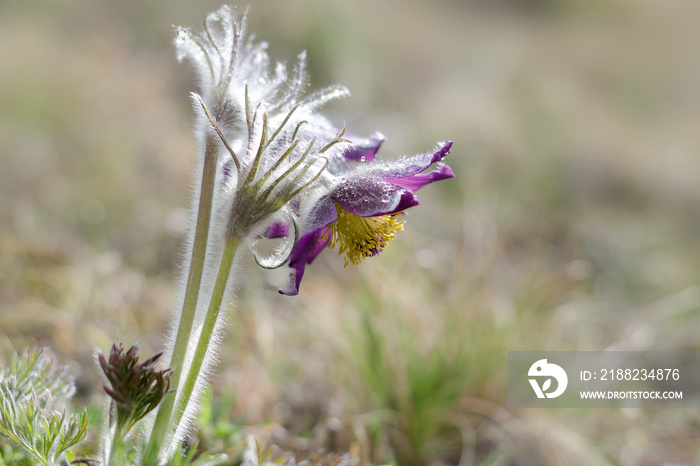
[437,140,453,158]
[279,272,301,296]
[278,287,298,296]
[395,190,420,212]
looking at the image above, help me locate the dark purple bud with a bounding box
[99,343,173,434]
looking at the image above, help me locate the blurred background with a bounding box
[1,0,700,464]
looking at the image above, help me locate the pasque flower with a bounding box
[148,7,383,459]
[146,6,454,463]
[281,140,454,295]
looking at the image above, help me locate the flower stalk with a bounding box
[147,130,220,454]
[166,236,240,453]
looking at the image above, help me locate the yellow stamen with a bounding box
[325,202,405,267]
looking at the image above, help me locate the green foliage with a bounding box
[345,285,507,466]
[0,349,88,466]
[0,441,30,466]
[196,387,244,459]
[243,437,357,466]
[1,349,75,403]
[114,437,228,466]
[158,446,227,466]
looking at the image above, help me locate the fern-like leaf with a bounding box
[0,349,88,466]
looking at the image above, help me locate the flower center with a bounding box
[326,202,405,267]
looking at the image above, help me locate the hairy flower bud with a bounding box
[99,343,172,434]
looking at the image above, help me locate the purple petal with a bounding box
[362,140,453,181]
[279,196,338,295]
[429,140,452,164]
[331,177,418,217]
[302,195,339,233]
[393,189,421,212]
[343,132,385,162]
[308,230,331,263]
[387,163,455,192]
[279,227,324,296]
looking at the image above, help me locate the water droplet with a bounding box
[360,155,367,162]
